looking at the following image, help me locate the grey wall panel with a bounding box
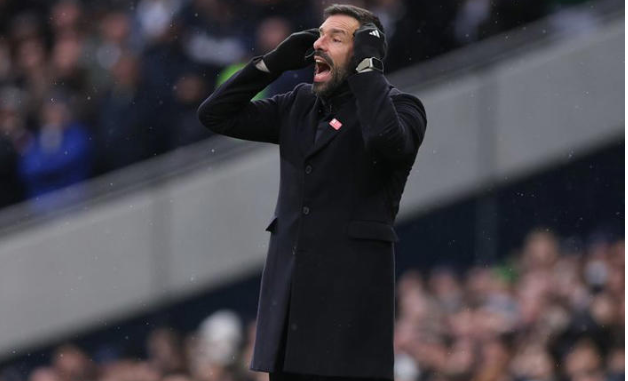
[0,193,157,354]
[399,17,624,219]
[398,75,486,220]
[492,19,624,175]
[166,147,280,297]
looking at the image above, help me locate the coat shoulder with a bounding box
[389,86,426,125]
[292,82,316,104]
[274,82,315,111]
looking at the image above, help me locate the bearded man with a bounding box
[197,4,427,381]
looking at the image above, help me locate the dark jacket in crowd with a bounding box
[0,134,25,208]
[197,59,426,379]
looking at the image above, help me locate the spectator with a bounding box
[146,328,186,375]
[18,93,92,210]
[28,368,61,381]
[0,86,28,208]
[49,32,93,121]
[564,339,605,381]
[191,310,243,381]
[171,72,213,148]
[606,345,625,381]
[510,343,556,381]
[246,0,318,31]
[161,374,193,381]
[179,0,248,79]
[0,38,13,84]
[140,13,191,158]
[51,344,97,381]
[136,0,183,43]
[49,0,84,37]
[95,53,149,174]
[13,36,50,121]
[89,9,137,90]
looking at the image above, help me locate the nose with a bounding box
[313,35,325,51]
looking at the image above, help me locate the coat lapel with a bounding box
[299,98,320,157]
[305,100,355,159]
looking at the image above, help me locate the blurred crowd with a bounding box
[0,0,599,211]
[1,227,622,381]
[393,229,624,381]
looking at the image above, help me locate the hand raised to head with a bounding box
[263,28,319,75]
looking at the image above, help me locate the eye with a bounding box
[333,38,341,43]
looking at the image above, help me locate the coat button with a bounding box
[305,165,312,174]
[302,206,310,215]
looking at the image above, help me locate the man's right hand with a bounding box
[262,28,319,75]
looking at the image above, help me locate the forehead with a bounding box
[319,14,360,34]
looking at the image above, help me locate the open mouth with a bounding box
[314,57,332,83]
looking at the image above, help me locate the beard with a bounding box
[312,51,352,99]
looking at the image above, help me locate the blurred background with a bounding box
[0,0,624,380]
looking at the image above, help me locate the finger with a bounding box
[355,22,381,36]
[300,28,320,43]
[304,47,315,62]
[304,28,320,36]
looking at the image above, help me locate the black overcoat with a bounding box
[197,59,426,380]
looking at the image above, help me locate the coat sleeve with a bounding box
[197,58,288,144]
[347,71,427,162]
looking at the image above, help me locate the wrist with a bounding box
[255,59,270,73]
[355,57,383,73]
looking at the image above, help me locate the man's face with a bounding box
[312,14,360,98]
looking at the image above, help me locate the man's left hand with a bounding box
[352,23,387,72]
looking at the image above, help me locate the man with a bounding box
[197,4,427,381]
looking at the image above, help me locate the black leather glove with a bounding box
[352,23,387,71]
[262,28,318,74]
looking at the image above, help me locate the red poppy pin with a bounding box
[329,118,343,130]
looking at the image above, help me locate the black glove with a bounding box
[262,28,318,74]
[352,23,387,71]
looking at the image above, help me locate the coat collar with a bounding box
[317,81,353,115]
